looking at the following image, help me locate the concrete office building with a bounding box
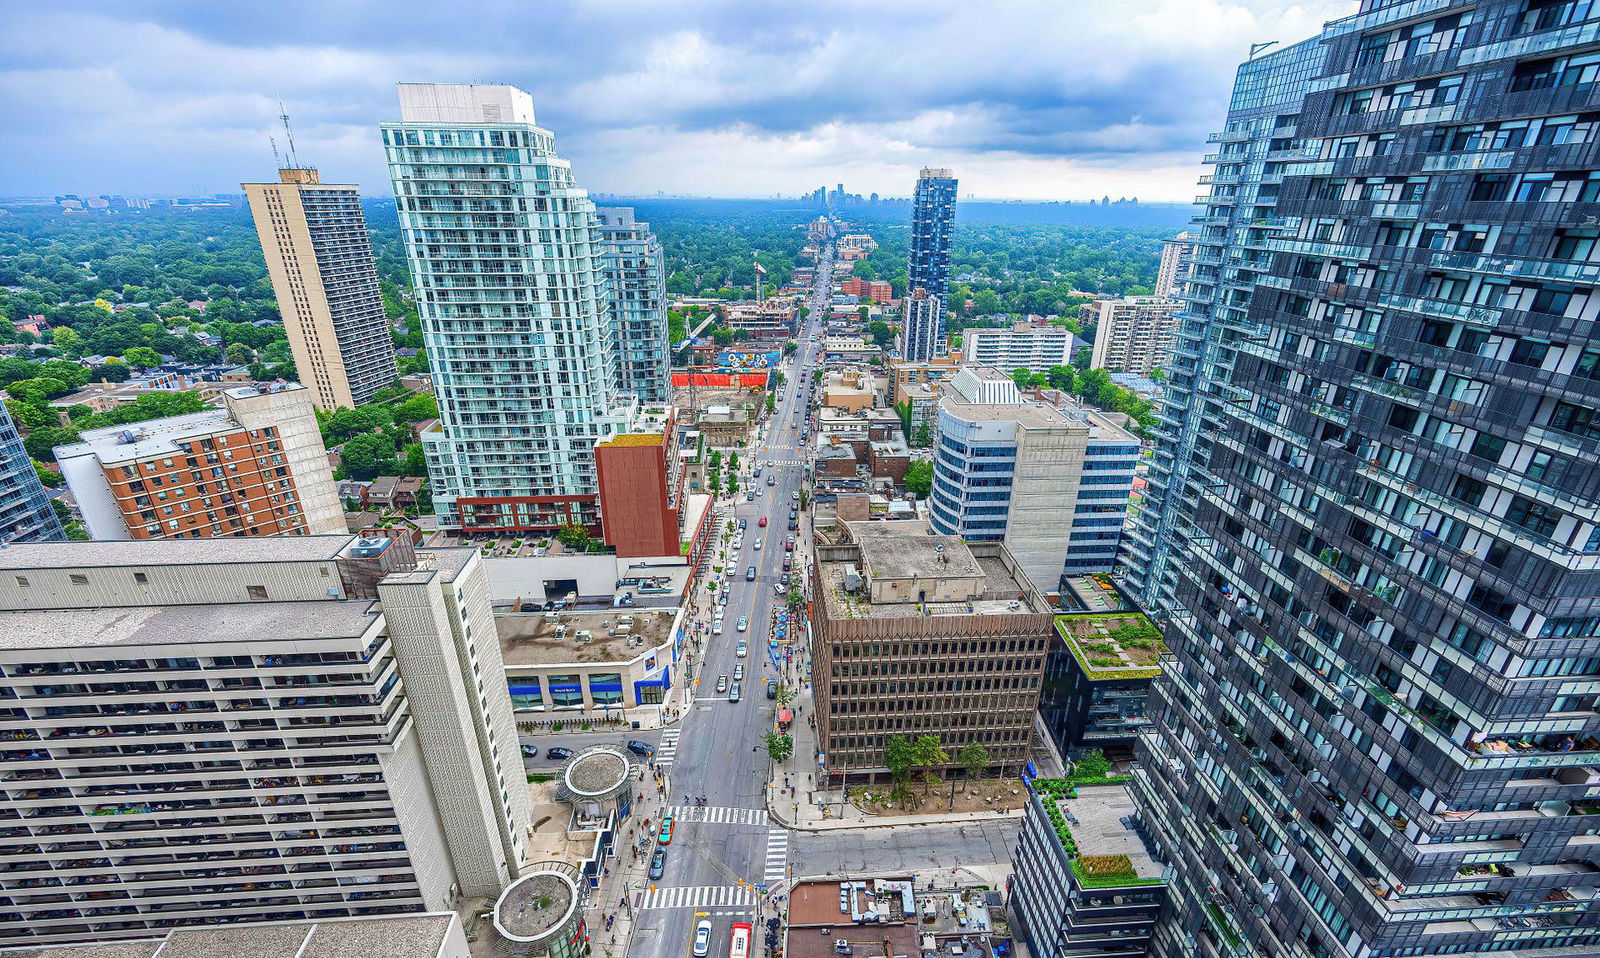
[0,912,472,958]
[0,534,532,948]
[54,383,344,541]
[243,169,398,410]
[808,520,1052,784]
[1010,779,1166,958]
[928,368,1138,588]
[964,322,1078,373]
[900,287,944,362]
[0,401,64,544]
[1085,297,1183,377]
[1136,4,1600,956]
[1119,37,1321,626]
[1154,231,1196,299]
[596,207,669,404]
[382,83,635,534]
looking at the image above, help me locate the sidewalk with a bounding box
[583,762,675,958]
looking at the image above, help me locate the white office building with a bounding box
[928,368,1139,588]
[0,535,532,948]
[963,322,1078,373]
[381,83,635,535]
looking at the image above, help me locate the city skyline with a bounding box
[0,1,1349,201]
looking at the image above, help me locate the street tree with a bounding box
[884,734,917,805]
[959,741,990,781]
[764,732,794,764]
[904,460,933,499]
[912,735,949,796]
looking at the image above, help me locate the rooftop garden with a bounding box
[1030,760,1161,890]
[1055,613,1168,680]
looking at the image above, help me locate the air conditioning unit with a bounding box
[575,630,592,643]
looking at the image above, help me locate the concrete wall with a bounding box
[484,554,625,604]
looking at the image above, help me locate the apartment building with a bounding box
[929,368,1138,588]
[0,534,532,948]
[381,83,635,534]
[908,167,957,309]
[54,383,343,541]
[242,168,398,410]
[1120,38,1322,620]
[596,207,669,404]
[0,912,471,958]
[889,355,963,402]
[594,404,713,560]
[1154,232,1196,299]
[1086,298,1183,377]
[1136,3,1600,956]
[900,287,944,362]
[964,322,1078,373]
[807,520,1052,785]
[0,401,63,544]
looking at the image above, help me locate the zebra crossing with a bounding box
[640,884,758,911]
[656,728,680,766]
[762,828,788,883]
[666,804,768,827]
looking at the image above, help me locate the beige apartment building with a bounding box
[1086,296,1183,376]
[243,168,398,410]
[0,534,532,948]
[55,382,345,541]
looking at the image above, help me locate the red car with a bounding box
[758,516,768,527]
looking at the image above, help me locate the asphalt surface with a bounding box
[628,245,833,958]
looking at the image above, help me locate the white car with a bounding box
[737,615,749,632]
[693,919,712,957]
[736,640,748,657]
[713,617,725,635]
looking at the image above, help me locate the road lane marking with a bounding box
[762,829,788,882]
[667,804,769,826]
[641,885,758,910]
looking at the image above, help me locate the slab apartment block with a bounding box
[0,534,532,948]
[1086,297,1183,377]
[54,383,344,541]
[243,168,398,410]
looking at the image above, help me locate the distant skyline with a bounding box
[0,0,1350,201]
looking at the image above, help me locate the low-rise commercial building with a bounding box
[497,606,684,712]
[808,520,1052,784]
[0,534,532,948]
[1011,780,1166,958]
[929,368,1138,588]
[721,298,798,339]
[55,382,344,541]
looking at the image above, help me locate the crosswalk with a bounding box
[657,728,680,767]
[762,828,788,883]
[666,804,768,827]
[640,884,758,911]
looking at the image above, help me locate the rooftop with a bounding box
[0,600,379,651]
[851,520,982,581]
[492,865,582,944]
[1055,613,1169,680]
[816,521,1047,620]
[1034,781,1165,886]
[0,534,355,571]
[0,914,459,958]
[497,607,676,665]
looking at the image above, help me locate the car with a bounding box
[718,590,729,606]
[766,683,779,701]
[746,565,757,581]
[766,475,775,486]
[738,517,748,529]
[733,664,744,680]
[729,682,742,703]
[781,572,791,586]
[757,488,764,497]
[785,541,795,552]
[547,747,573,761]
[520,744,539,758]
[782,557,792,571]
[626,740,655,758]
[753,538,763,552]
[649,848,666,879]
[774,582,785,595]
[658,814,674,844]
[713,618,725,635]
[765,459,773,468]
[736,640,748,658]
[693,919,713,957]
[789,508,798,520]
[792,491,800,501]
[788,520,799,532]
[746,491,755,501]
[758,516,768,527]
[716,675,729,693]
[737,615,749,632]
[753,466,761,477]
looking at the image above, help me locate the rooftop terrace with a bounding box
[1055,613,1169,681]
[497,607,676,665]
[1032,780,1165,887]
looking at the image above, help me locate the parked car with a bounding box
[746,491,755,501]
[733,664,744,680]
[658,814,675,844]
[713,617,725,635]
[784,540,794,552]
[792,491,800,501]
[520,744,539,758]
[766,683,779,700]
[547,747,573,761]
[788,520,798,532]
[738,517,747,529]
[626,740,655,758]
[649,848,666,879]
[716,675,729,693]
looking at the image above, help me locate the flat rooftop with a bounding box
[55,408,238,465]
[497,607,676,665]
[1050,782,1164,882]
[0,600,379,652]
[940,389,1085,428]
[0,913,459,958]
[850,520,982,581]
[0,535,354,571]
[1056,613,1168,681]
[816,522,1046,620]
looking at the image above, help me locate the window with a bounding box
[14,576,28,587]
[247,585,268,600]
[70,574,88,585]
[133,572,148,584]
[1506,496,1561,538]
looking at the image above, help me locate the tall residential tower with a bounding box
[905,167,957,356]
[0,401,63,543]
[596,206,670,403]
[243,168,398,409]
[381,83,634,534]
[1135,4,1600,956]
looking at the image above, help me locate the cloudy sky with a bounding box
[0,0,1351,202]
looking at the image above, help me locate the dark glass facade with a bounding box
[908,167,957,308]
[0,401,62,543]
[1135,2,1600,956]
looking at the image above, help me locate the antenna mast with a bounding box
[270,135,281,169]
[278,100,300,169]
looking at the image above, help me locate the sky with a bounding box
[0,0,1352,202]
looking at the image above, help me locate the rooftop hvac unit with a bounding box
[349,536,391,559]
[555,625,568,639]
[576,630,593,643]
[843,565,862,592]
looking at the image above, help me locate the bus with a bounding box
[729,921,752,958]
